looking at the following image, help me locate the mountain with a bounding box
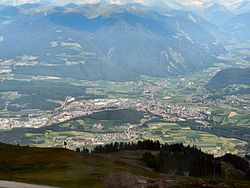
[20,3,42,9]
[206,68,250,89]
[202,4,234,26]
[223,12,250,41]
[1,0,250,11]
[0,4,226,81]
[233,0,250,14]
[0,5,20,16]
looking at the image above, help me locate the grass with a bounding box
[0,142,249,187]
[145,122,247,156]
[82,80,139,99]
[212,107,250,127]
[0,143,157,188]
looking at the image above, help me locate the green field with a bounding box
[144,122,247,156]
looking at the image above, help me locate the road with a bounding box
[0,180,59,188]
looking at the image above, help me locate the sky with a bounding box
[0,0,247,9]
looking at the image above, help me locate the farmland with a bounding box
[0,54,250,156]
[145,122,247,156]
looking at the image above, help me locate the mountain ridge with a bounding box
[0,3,226,81]
[206,67,250,89]
[223,12,250,41]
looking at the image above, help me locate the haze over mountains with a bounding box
[2,0,250,12]
[0,1,249,81]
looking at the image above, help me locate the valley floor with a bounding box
[1,43,250,156]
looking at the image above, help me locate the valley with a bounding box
[1,1,250,187]
[0,0,250,160]
[1,57,250,157]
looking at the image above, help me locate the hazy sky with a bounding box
[0,0,246,8]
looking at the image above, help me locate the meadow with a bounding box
[144,122,247,156]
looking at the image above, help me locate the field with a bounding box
[211,107,250,126]
[82,81,140,99]
[144,122,247,156]
[0,117,247,157]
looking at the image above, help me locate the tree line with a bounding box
[142,143,221,177]
[75,140,250,178]
[92,140,161,154]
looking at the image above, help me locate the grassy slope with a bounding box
[0,143,155,188]
[0,143,249,188]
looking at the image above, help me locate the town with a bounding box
[0,97,211,129]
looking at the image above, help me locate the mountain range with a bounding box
[0,3,229,81]
[0,1,249,81]
[2,0,250,13]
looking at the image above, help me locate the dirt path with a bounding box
[0,180,59,188]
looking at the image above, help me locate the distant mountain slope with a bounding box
[233,0,250,14]
[0,4,226,81]
[206,68,250,89]
[223,12,250,41]
[203,4,234,26]
[0,5,20,14]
